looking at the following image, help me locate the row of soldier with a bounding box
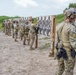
[2,17,39,50]
[2,16,51,50]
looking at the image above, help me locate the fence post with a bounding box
[49,15,56,57]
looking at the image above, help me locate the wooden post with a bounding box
[49,15,56,57]
[35,18,38,49]
[35,34,38,48]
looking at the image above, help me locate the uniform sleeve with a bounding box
[69,25,76,50]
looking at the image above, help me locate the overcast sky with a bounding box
[0,0,75,17]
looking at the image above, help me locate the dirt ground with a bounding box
[0,31,76,75]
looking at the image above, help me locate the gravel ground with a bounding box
[0,31,76,75]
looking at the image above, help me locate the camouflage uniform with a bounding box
[23,22,30,45]
[2,21,5,33]
[19,20,24,40]
[29,19,38,50]
[11,21,15,38]
[13,21,19,41]
[56,8,76,75]
[5,21,8,35]
[56,22,75,75]
[7,21,11,36]
[10,20,13,35]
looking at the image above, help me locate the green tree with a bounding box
[69,3,76,8]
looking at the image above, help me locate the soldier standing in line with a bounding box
[13,21,19,42]
[19,20,24,41]
[10,19,13,38]
[23,21,30,45]
[29,17,38,50]
[2,21,5,33]
[7,20,11,36]
[6,20,9,35]
[5,20,10,36]
[55,8,76,75]
[5,20,8,35]
[12,20,15,38]
[10,20,13,36]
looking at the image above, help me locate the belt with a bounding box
[63,45,71,48]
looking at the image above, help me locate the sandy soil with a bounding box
[0,31,76,75]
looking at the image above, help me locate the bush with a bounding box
[56,14,64,23]
[0,15,64,30]
[0,23,3,30]
[0,16,9,23]
[0,16,20,30]
[34,18,37,24]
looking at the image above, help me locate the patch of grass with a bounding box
[39,43,50,50]
[0,23,3,30]
[39,37,50,40]
[34,18,37,24]
[56,14,64,23]
[0,16,20,30]
[43,37,50,40]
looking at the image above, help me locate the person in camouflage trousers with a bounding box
[12,21,19,42]
[19,20,24,41]
[29,17,38,50]
[7,20,11,36]
[5,20,11,35]
[23,21,30,45]
[2,21,6,33]
[11,21,15,38]
[4,20,8,35]
[55,8,76,75]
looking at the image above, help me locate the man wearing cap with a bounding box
[29,17,38,50]
[2,20,6,33]
[13,21,19,42]
[23,21,30,45]
[19,19,24,41]
[55,8,76,75]
[5,20,10,35]
[8,20,12,36]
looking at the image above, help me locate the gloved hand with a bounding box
[71,49,76,58]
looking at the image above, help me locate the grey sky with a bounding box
[0,0,75,17]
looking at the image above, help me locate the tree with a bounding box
[69,3,76,8]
